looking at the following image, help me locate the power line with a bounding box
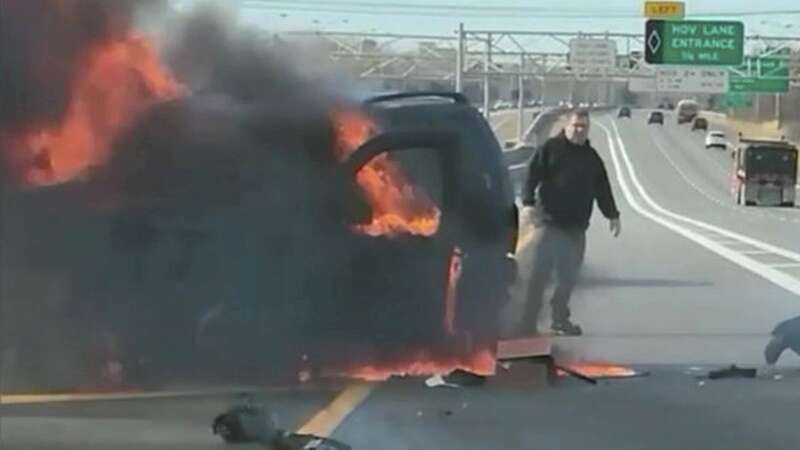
[244,1,800,18]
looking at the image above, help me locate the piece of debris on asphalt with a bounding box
[443,410,454,417]
[212,395,351,449]
[774,374,784,381]
[697,381,706,387]
[424,375,459,388]
[443,369,488,386]
[212,394,278,444]
[555,362,648,384]
[707,365,757,380]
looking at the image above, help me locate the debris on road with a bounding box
[212,395,351,449]
[707,365,757,380]
[555,362,648,384]
[444,369,488,386]
[424,375,459,388]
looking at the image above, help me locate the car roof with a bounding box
[709,130,725,135]
[362,91,469,108]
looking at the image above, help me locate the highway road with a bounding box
[0,384,351,449]
[333,109,800,450]
[6,109,800,449]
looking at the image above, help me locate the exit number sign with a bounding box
[645,19,744,66]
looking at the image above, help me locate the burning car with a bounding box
[0,1,516,390]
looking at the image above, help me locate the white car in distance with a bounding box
[705,130,727,150]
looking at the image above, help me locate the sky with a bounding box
[215,0,800,37]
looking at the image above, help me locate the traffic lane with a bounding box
[661,118,800,225]
[613,112,800,254]
[489,108,540,143]
[332,369,800,450]
[0,387,342,450]
[687,117,800,224]
[504,120,800,365]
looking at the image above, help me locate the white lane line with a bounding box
[769,263,800,269]
[596,119,800,297]
[509,163,528,171]
[741,250,773,255]
[611,119,800,264]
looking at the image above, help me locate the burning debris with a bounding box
[0,0,507,391]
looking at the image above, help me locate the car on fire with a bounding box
[731,135,798,207]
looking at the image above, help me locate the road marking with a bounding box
[613,119,800,264]
[769,263,800,269]
[741,250,772,255]
[596,119,800,297]
[646,124,800,225]
[509,162,528,171]
[296,382,375,437]
[0,387,284,405]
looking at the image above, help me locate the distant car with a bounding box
[618,106,632,118]
[705,131,727,150]
[648,111,664,125]
[692,117,708,131]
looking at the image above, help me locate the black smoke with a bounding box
[0,3,504,390]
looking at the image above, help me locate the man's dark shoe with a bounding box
[552,321,583,336]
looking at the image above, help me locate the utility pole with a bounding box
[517,53,525,143]
[456,23,465,93]
[483,33,492,120]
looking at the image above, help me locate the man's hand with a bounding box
[609,218,621,237]
[521,205,551,228]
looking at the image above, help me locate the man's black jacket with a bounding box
[522,131,620,229]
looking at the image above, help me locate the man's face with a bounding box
[565,114,590,145]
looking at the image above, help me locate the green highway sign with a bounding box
[720,92,753,109]
[645,19,744,66]
[729,51,790,93]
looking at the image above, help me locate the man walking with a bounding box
[521,109,620,336]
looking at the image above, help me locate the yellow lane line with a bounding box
[296,382,376,437]
[0,386,291,405]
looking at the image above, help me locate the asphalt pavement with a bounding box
[0,386,343,450]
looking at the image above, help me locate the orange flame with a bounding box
[4,35,183,186]
[343,349,496,382]
[332,109,441,237]
[558,362,639,379]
